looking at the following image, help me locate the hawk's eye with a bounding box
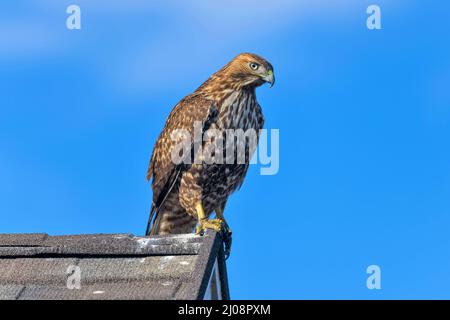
[249,62,259,70]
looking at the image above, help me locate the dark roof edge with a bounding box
[216,243,230,300]
[190,230,229,300]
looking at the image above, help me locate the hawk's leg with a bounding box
[195,202,223,235]
[216,207,232,260]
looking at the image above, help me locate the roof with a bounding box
[0,231,229,300]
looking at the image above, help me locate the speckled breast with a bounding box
[199,89,263,213]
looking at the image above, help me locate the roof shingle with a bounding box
[0,232,229,300]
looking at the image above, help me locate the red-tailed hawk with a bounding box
[145,53,275,257]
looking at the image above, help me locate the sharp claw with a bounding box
[195,225,204,236]
[196,218,233,259]
[220,226,232,260]
[224,238,232,260]
[196,218,223,235]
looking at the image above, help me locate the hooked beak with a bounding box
[263,69,275,88]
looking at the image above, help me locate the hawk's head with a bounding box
[224,53,275,88]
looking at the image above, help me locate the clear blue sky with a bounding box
[1,1,449,299]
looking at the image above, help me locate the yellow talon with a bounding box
[215,207,232,234]
[195,202,223,235]
[196,218,224,234]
